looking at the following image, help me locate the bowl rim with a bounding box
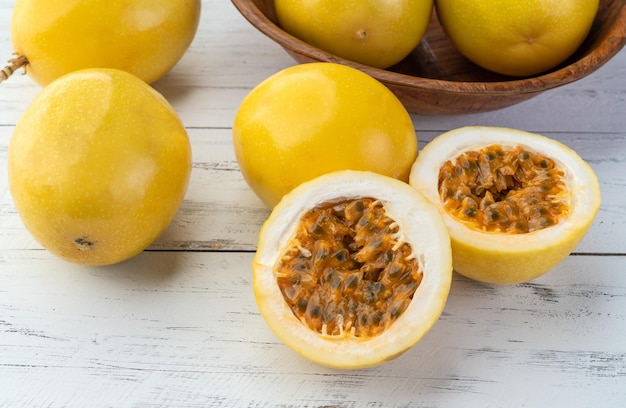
[232,0,626,96]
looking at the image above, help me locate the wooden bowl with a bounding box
[232,0,626,115]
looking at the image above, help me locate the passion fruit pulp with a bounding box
[277,197,423,338]
[253,170,452,369]
[410,126,601,285]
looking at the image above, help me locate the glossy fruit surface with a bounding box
[435,0,599,76]
[275,0,433,69]
[409,126,601,284]
[254,170,452,369]
[10,0,201,85]
[233,62,418,209]
[8,68,192,265]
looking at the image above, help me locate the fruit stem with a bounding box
[1,54,28,84]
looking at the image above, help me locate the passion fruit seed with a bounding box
[438,144,570,234]
[276,198,422,339]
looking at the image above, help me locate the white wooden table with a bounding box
[1,1,625,407]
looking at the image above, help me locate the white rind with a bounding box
[409,126,601,253]
[253,170,453,368]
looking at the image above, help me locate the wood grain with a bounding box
[2,127,624,254]
[1,251,625,407]
[0,0,625,407]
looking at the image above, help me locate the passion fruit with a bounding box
[253,170,452,369]
[6,0,201,85]
[232,62,418,209]
[409,126,601,285]
[8,68,192,266]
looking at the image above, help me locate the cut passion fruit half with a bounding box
[253,170,452,369]
[410,126,601,285]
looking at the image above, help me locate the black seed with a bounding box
[314,243,329,262]
[345,274,359,289]
[358,216,369,228]
[308,304,321,319]
[389,300,407,319]
[331,275,342,291]
[371,312,382,326]
[296,298,308,314]
[372,281,383,294]
[387,264,402,279]
[333,250,348,262]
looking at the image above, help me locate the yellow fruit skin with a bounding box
[8,68,192,266]
[275,0,433,69]
[451,220,595,285]
[435,0,599,76]
[10,0,201,85]
[233,62,418,209]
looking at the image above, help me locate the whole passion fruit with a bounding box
[233,62,418,209]
[409,126,601,285]
[253,170,452,369]
[6,0,201,85]
[274,0,434,69]
[8,68,192,266]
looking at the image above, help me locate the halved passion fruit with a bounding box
[410,126,601,285]
[253,170,452,369]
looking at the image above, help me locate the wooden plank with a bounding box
[0,0,625,406]
[0,251,624,407]
[2,127,624,254]
[0,1,624,132]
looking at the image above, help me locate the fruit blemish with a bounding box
[74,237,95,250]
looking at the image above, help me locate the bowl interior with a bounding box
[236,0,626,85]
[233,0,626,114]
